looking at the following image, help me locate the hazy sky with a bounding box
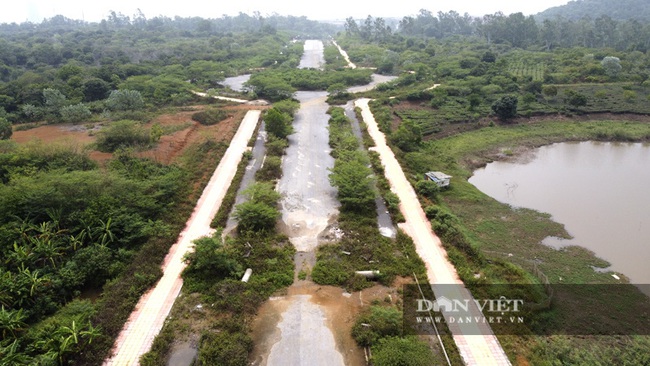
[1,0,571,24]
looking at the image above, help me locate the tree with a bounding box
[0,118,11,140]
[481,51,497,63]
[82,78,110,102]
[468,94,481,111]
[390,119,422,152]
[329,152,375,212]
[491,95,518,120]
[106,89,145,111]
[242,182,281,207]
[60,103,91,123]
[264,107,292,139]
[344,17,359,36]
[564,90,588,107]
[327,83,350,98]
[234,201,280,232]
[43,88,68,117]
[601,56,622,78]
[183,231,241,283]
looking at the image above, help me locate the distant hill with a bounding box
[536,0,650,21]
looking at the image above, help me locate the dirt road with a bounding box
[356,98,512,366]
[103,110,261,366]
[331,40,356,69]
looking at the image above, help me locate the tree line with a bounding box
[344,11,650,52]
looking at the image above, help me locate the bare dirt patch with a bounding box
[10,105,258,165]
[249,278,410,366]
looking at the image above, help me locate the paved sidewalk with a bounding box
[104,110,261,366]
[356,99,511,366]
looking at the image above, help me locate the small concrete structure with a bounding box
[424,171,452,188]
[241,268,253,282]
[355,270,380,279]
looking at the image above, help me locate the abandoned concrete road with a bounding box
[356,98,511,366]
[104,110,261,366]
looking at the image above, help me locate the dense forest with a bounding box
[536,0,650,21]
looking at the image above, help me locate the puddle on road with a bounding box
[251,41,402,366]
[251,284,401,366]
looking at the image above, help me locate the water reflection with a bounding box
[469,141,650,285]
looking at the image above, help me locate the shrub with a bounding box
[60,103,91,123]
[265,135,288,157]
[623,90,637,102]
[564,90,588,107]
[311,259,349,285]
[197,331,253,366]
[0,118,11,140]
[415,180,439,200]
[371,336,434,366]
[255,155,282,181]
[95,120,151,152]
[265,107,293,139]
[542,85,558,98]
[191,108,229,125]
[234,201,279,233]
[491,95,518,120]
[106,90,145,111]
[351,306,403,347]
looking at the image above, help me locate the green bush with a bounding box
[191,108,229,125]
[351,306,402,347]
[198,331,253,366]
[311,259,349,285]
[60,103,91,123]
[415,180,439,200]
[265,135,288,157]
[371,336,434,366]
[234,201,279,233]
[491,95,518,120]
[95,120,152,152]
[106,90,145,111]
[255,155,282,181]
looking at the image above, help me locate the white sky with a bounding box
[1,0,571,24]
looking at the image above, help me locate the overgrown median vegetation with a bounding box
[313,107,426,289]
[142,100,298,366]
[310,107,454,365]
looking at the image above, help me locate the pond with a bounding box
[469,141,650,285]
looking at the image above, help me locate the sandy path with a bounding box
[192,90,249,103]
[355,98,511,366]
[331,40,356,69]
[103,110,261,366]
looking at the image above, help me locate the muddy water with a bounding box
[254,40,400,366]
[469,141,650,285]
[221,74,251,92]
[260,40,344,366]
